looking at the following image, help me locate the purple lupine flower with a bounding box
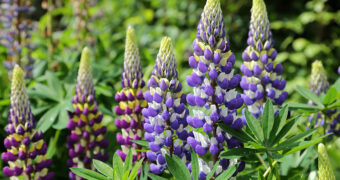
[0,0,35,78]
[114,26,147,162]
[240,0,288,117]
[308,61,340,136]
[1,65,53,179]
[186,0,245,178]
[144,37,190,174]
[67,47,109,179]
[338,66,340,75]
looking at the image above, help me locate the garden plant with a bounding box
[0,0,339,179]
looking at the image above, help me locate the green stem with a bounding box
[266,153,280,180]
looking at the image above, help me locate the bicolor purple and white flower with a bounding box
[1,65,53,179]
[67,47,109,179]
[240,0,288,117]
[185,0,245,178]
[0,0,35,78]
[114,26,147,162]
[143,37,190,175]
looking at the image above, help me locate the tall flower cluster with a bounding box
[67,47,109,179]
[185,0,245,178]
[240,0,287,117]
[114,27,147,162]
[1,65,53,179]
[0,0,35,78]
[318,143,335,180]
[308,61,340,136]
[144,37,190,174]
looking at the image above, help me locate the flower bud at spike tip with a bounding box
[67,47,108,179]
[310,60,329,95]
[318,143,335,180]
[115,27,146,162]
[185,0,245,177]
[2,65,53,179]
[145,37,190,175]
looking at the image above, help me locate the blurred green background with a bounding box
[0,0,339,179]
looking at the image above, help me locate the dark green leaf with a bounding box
[131,140,149,147]
[288,103,322,111]
[46,71,63,99]
[296,86,323,107]
[215,165,236,180]
[206,160,220,180]
[283,136,326,155]
[128,158,144,180]
[70,167,108,180]
[37,104,61,132]
[93,159,113,179]
[269,104,288,145]
[218,123,255,142]
[272,116,299,145]
[220,148,261,159]
[148,173,168,180]
[322,86,337,105]
[165,154,191,180]
[273,128,317,150]
[262,100,274,141]
[245,109,264,142]
[190,149,199,180]
[113,153,124,180]
[124,150,133,174]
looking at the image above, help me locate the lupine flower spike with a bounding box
[114,26,147,162]
[67,47,109,179]
[240,0,288,117]
[0,0,35,78]
[308,61,340,136]
[144,37,190,174]
[186,0,245,178]
[1,65,53,179]
[318,143,335,180]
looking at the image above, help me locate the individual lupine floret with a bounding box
[1,65,53,179]
[185,0,245,178]
[0,0,35,78]
[240,0,288,117]
[143,37,190,175]
[308,61,340,136]
[114,26,147,162]
[66,47,109,179]
[318,143,335,180]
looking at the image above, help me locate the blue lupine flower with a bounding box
[0,0,35,78]
[186,0,245,178]
[144,37,190,175]
[240,0,288,117]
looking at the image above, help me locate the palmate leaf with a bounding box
[70,167,108,180]
[165,154,191,180]
[244,109,264,142]
[148,173,168,180]
[220,148,262,159]
[93,159,113,179]
[283,135,327,155]
[128,158,144,180]
[271,116,300,145]
[218,123,255,142]
[288,103,322,112]
[268,104,289,146]
[123,150,133,178]
[272,128,317,151]
[296,85,323,107]
[215,165,236,180]
[262,100,274,142]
